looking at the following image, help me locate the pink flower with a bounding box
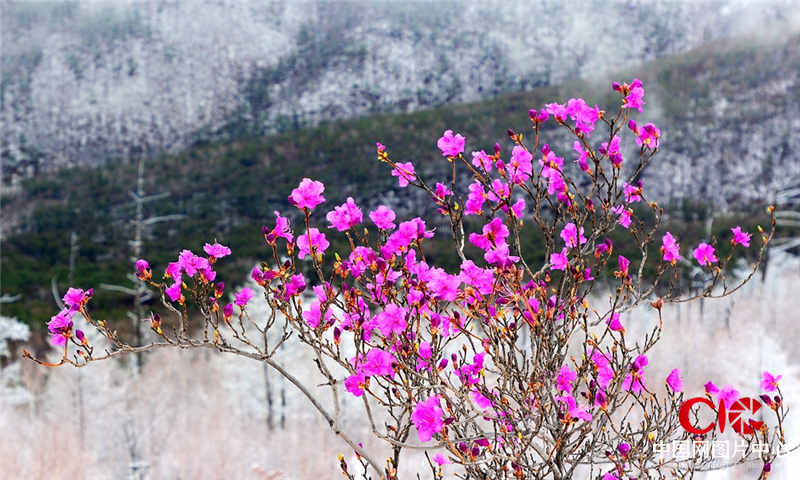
[591,350,614,389]
[600,136,623,167]
[573,141,590,173]
[434,182,452,201]
[471,390,492,410]
[433,453,451,466]
[622,355,648,395]
[411,396,444,442]
[618,255,630,276]
[484,243,519,267]
[326,197,363,232]
[418,341,432,361]
[560,223,587,248]
[565,98,600,134]
[203,242,231,259]
[48,309,73,334]
[508,146,533,184]
[544,102,568,122]
[288,178,326,210]
[62,288,86,311]
[662,232,681,263]
[437,130,466,157]
[508,198,525,218]
[345,373,366,397]
[223,303,234,320]
[166,282,182,302]
[556,364,577,392]
[165,262,182,280]
[731,226,751,247]
[606,312,624,332]
[369,205,396,230]
[427,268,460,301]
[623,78,645,111]
[629,120,661,149]
[235,287,254,307]
[602,474,620,480]
[362,348,395,377]
[528,108,548,124]
[704,381,720,395]
[50,333,67,347]
[178,250,210,277]
[594,389,608,409]
[297,228,330,259]
[391,161,416,187]
[623,182,642,203]
[302,301,324,327]
[465,181,486,215]
[611,205,631,228]
[487,178,509,202]
[693,243,718,265]
[617,442,631,457]
[284,274,306,298]
[716,385,740,409]
[761,371,782,392]
[460,260,494,296]
[135,259,150,279]
[555,394,593,422]
[375,303,407,336]
[265,211,293,243]
[550,248,569,271]
[469,218,509,251]
[666,368,683,392]
[471,150,492,171]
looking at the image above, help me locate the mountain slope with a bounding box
[2,0,797,178]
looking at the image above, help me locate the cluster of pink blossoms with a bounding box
[41,75,784,478]
[46,288,92,346]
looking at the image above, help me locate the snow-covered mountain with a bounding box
[2,0,797,176]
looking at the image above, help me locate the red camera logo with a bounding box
[679,396,764,435]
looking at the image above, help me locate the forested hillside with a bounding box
[4,33,796,329]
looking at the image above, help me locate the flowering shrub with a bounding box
[28,79,788,479]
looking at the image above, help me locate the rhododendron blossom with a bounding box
[369,205,396,230]
[693,242,718,265]
[622,355,648,395]
[391,161,416,187]
[508,146,533,184]
[326,197,363,232]
[606,312,624,332]
[716,385,741,409]
[411,396,444,442]
[234,287,254,308]
[296,228,330,259]
[661,232,681,263]
[611,204,632,228]
[288,178,326,209]
[666,368,683,392]
[203,242,231,259]
[731,226,752,247]
[556,365,577,392]
[550,248,569,271]
[761,371,782,392]
[471,150,492,171]
[560,222,587,248]
[437,130,465,157]
[600,136,623,167]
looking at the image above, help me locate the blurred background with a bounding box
[1,0,799,478]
